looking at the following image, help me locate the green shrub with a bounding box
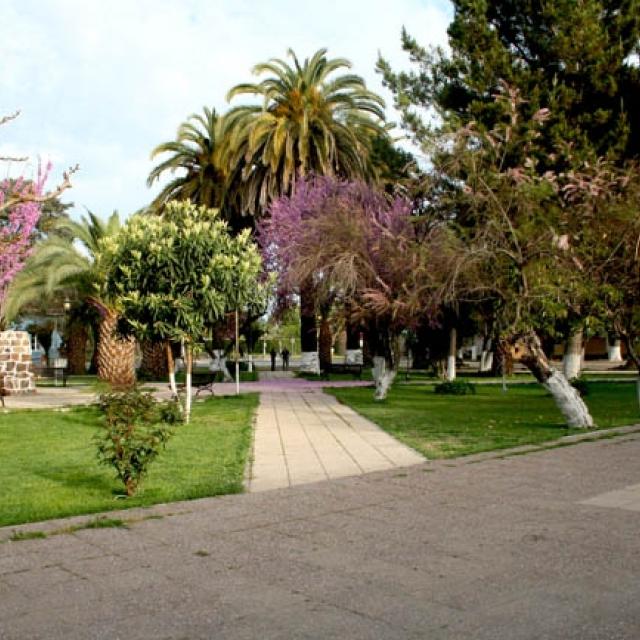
[434,380,477,395]
[96,388,180,496]
[570,376,590,397]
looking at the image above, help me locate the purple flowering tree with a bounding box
[260,175,458,399]
[0,112,76,326]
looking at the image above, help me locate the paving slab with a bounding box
[247,389,425,492]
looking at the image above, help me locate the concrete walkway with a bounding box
[2,433,640,639]
[249,389,425,492]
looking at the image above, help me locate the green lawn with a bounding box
[0,394,258,528]
[328,382,640,459]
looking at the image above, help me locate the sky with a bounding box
[1,0,451,219]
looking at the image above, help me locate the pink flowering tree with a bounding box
[0,112,76,326]
[259,175,458,399]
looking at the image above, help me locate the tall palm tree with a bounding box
[147,106,254,232]
[224,48,387,214]
[147,107,225,210]
[224,48,387,369]
[5,211,135,386]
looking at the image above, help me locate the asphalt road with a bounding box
[1,431,640,639]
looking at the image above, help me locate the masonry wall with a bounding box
[0,330,35,395]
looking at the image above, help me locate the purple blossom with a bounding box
[0,161,50,316]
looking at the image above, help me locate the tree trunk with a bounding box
[97,309,136,387]
[620,334,640,411]
[372,356,396,400]
[66,321,88,375]
[299,282,319,373]
[492,338,513,376]
[370,326,398,401]
[139,340,168,380]
[345,319,362,365]
[318,315,332,372]
[446,327,457,381]
[607,336,623,362]
[184,346,193,424]
[563,329,583,380]
[166,342,178,399]
[521,331,594,428]
[479,336,493,373]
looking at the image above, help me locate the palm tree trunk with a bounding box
[139,340,168,379]
[97,308,136,387]
[66,321,88,375]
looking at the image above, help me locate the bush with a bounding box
[570,376,590,397]
[434,380,477,395]
[96,388,181,496]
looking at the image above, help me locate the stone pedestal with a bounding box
[0,330,36,395]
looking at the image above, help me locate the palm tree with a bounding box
[5,211,135,386]
[147,106,255,232]
[224,48,387,214]
[225,48,387,370]
[147,107,225,209]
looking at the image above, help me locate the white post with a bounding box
[235,310,240,396]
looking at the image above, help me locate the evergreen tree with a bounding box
[378,0,640,165]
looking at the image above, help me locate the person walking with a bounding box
[281,348,290,371]
[269,347,277,372]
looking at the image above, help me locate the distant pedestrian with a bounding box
[281,348,290,371]
[270,348,277,372]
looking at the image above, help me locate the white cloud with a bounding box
[2,0,451,217]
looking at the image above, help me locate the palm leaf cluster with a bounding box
[148,48,389,220]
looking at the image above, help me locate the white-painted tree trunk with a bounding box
[247,354,253,373]
[521,331,593,429]
[165,343,179,400]
[563,330,583,380]
[543,371,593,428]
[446,356,456,381]
[607,341,622,362]
[447,327,457,381]
[210,350,233,382]
[479,351,493,372]
[299,351,320,374]
[372,356,396,400]
[184,346,193,424]
[345,349,363,365]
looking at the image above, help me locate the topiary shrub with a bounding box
[434,380,477,395]
[96,387,181,496]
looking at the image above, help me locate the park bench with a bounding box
[172,370,226,397]
[320,363,363,380]
[33,365,68,387]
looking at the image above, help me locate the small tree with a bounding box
[260,176,458,399]
[1,111,77,327]
[104,200,266,422]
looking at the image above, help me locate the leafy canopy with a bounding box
[104,200,267,344]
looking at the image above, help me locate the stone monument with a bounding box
[0,330,36,395]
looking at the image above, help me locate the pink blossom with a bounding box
[0,161,50,316]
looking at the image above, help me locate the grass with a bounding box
[0,394,258,528]
[327,381,640,460]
